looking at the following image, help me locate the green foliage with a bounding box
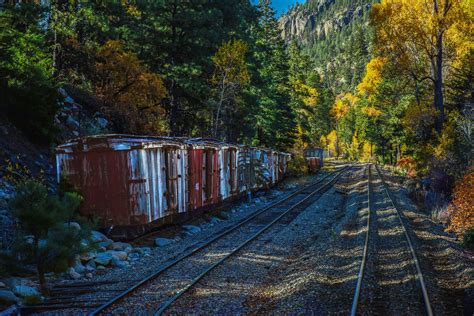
[287,154,309,177]
[8,180,90,293]
[0,2,60,143]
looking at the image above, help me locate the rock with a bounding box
[155,237,173,247]
[111,256,127,268]
[91,230,108,243]
[96,265,106,270]
[64,222,81,230]
[12,285,40,299]
[68,267,81,280]
[4,277,31,288]
[132,247,151,255]
[183,225,201,235]
[85,273,93,279]
[0,282,6,288]
[98,239,113,249]
[80,251,96,262]
[94,252,113,266]
[209,217,222,225]
[109,250,128,261]
[111,242,132,252]
[85,260,96,272]
[73,259,86,274]
[128,253,140,260]
[0,289,18,305]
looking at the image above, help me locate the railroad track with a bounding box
[350,164,433,315]
[18,165,348,315]
[87,165,350,315]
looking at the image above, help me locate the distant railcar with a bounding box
[56,135,290,239]
[304,148,324,173]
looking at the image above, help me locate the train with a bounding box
[56,135,290,239]
[304,148,325,173]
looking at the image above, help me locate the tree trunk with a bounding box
[35,238,49,295]
[433,10,445,133]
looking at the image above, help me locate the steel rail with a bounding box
[350,164,371,316]
[89,165,349,315]
[374,165,433,316]
[154,165,349,315]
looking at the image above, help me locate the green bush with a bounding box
[287,154,309,177]
[8,180,90,294]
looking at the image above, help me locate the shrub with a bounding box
[447,171,473,239]
[396,156,417,177]
[287,154,309,177]
[8,180,90,294]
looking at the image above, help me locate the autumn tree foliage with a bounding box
[210,39,250,138]
[371,0,473,133]
[94,40,168,135]
[447,171,474,237]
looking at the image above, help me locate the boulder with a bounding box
[91,231,108,243]
[109,250,128,261]
[73,259,86,274]
[155,237,173,247]
[111,256,127,268]
[97,239,113,249]
[64,222,81,230]
[85,260,96,272]
[183,225,201,235]
[12,285,40,299]
[0,281,6,288]
[80,251,96,262]
[85,273,93,279]
[68,267,81,280]
[94,252,113,266]
[0,289,18,305]
[111,242,132,252]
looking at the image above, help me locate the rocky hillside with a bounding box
[280,0,373,44]
[279,0,377,92]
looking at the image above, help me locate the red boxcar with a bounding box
[186,139,221,212]
[56,135,187,238]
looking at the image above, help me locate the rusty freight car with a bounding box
[56,135,188,238]
[56,135,291,239]
[304,148,324,173]
[185,138,221,212]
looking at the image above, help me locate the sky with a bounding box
[251,0,303,16]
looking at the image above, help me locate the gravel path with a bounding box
[162,165,366,314]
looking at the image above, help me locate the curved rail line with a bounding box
[90,165,350,315]
[350,164,433,316]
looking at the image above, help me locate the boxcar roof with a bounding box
[56,134,185,152]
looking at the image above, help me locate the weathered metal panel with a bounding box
[187,148,203,211]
